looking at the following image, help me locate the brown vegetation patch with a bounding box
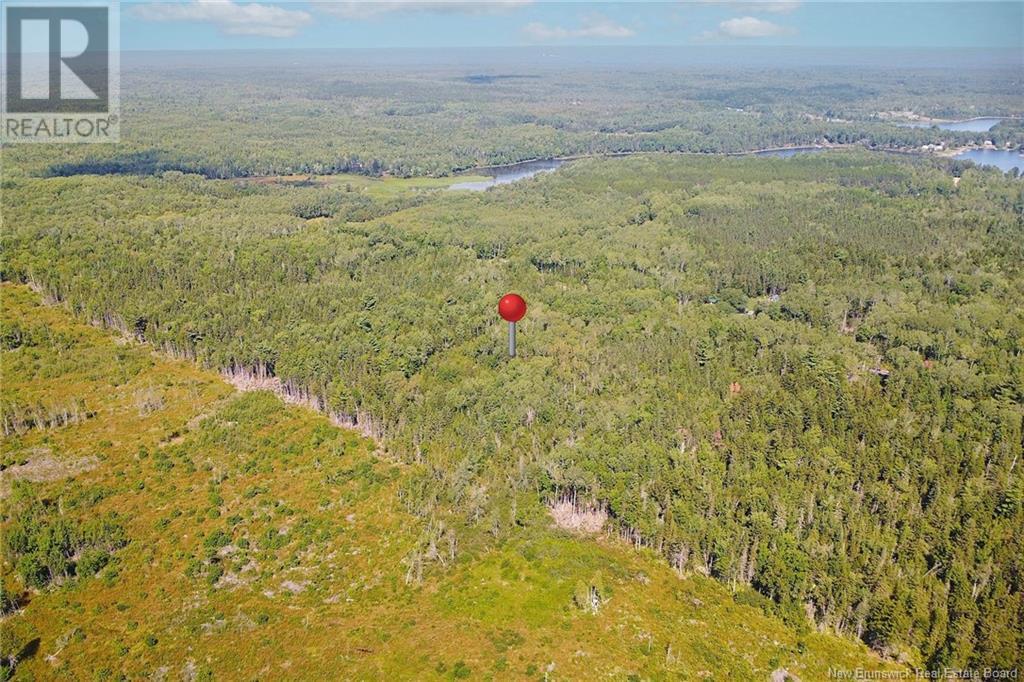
[0,452,99,497]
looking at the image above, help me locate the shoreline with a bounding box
[878,113,1020,125]
[452,144,918,177]
[443,144,1022,189]
[935,143,1023,158]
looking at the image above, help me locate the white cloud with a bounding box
[132,0,312,38]
[319,0,533,19]
[719,15,792,37]
[695,1,801,15]
[523,15,635,41]
[699,15,795,39]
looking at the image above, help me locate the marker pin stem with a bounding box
[498,293,527,360]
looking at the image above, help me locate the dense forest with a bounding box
[3,146,1022,670]
[2,54,1022,180]
[3,50,1023,675]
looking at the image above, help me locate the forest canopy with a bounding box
[2,55,1021,180]
[2,49,1023,673]
[3,149,1022,669]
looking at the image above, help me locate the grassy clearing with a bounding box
[1,283,897,679]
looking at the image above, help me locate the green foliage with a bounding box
[1,483,127,588]
[3,58,1019,180]
[573,571,608,613]
[2,47,1022,673]
[76,549,110,578]
[572,580,590,611]
[202,529,232,550]
[4,153,1022,666]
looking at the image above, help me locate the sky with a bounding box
[118,1,1022,51]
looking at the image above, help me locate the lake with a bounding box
[449,159,566,191]
[898,117,1006,132]
[953,148,1024,173]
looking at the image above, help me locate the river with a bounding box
[449,141,1020,192]
[448,159,566,191]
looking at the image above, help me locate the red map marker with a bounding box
[498,293,527,357]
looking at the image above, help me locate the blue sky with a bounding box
[121,1,1022,50]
